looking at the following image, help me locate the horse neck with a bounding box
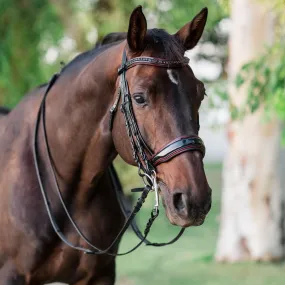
[42,42,124,196]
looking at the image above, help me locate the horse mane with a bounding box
[35,32,125,91]
[96,29,185,61]
[95,32,127,48]
[0,33,130,114]
[61,29,185,74]
[35,29,185,90]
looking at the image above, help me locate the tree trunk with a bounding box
[215,0,285,262]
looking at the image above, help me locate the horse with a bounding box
[0,6,211,285]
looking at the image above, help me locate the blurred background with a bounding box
[1,0,285,284]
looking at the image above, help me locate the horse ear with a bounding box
[175,7,208,50]
[127,6,147,51]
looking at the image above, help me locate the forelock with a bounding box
[145,29,185,61]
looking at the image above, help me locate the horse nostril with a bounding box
[173,193,186,213]
[205,200,212,213]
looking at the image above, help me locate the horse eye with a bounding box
[133,94,146,105]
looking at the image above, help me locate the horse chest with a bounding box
[34,242,113,283]
[30,199,123,283]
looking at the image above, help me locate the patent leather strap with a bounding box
[151,136,205,167]
[118,56,189,75]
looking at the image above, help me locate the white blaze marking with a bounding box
[167,69,178,85]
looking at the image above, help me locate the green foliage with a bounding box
[208,1,285,140]
[114,157,143,193]
[0,0,228,107]
[90,0,148,40]
[0,0,63,106]
[217,0,230,14]
[229,1,285,141]
[90,0,228,42]
[234,43,285,139]
[157,0,229,80]
[157,0,227,33]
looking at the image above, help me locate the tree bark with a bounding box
[215,0,285,262]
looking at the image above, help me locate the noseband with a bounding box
[33,48,206,257]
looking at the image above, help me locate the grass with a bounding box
[114,160,285,285]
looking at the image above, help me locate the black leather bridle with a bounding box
[109,49,206,248]
[111,50,205,173]
[33,48,206,256]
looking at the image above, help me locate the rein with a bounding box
[33,48,205,256]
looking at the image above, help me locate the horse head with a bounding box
[111,6,212,227]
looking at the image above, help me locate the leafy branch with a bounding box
[234,43,285,124]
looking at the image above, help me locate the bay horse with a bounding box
[0,6,211,285]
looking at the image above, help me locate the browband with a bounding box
[118,56,189,75]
